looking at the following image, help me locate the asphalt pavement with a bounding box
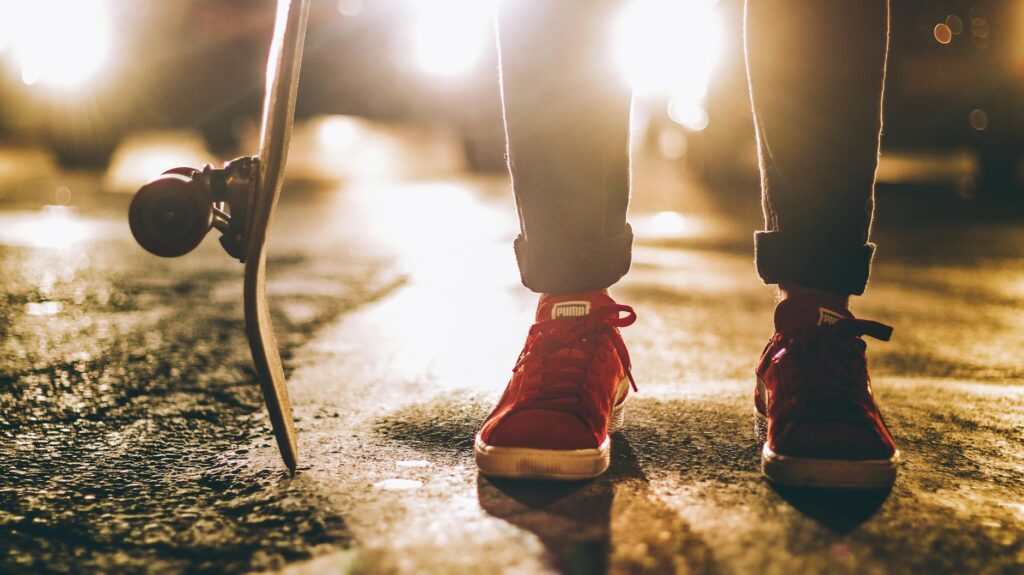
[1,156,1022,574]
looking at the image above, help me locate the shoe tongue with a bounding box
[536,291,616,322]
[774,297,853,334]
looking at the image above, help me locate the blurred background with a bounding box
[0,0,1021,198]
[3,2,1024,573]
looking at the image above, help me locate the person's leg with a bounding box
[745,0,899,489]
[475,0,638,480]
[746,0,888,295]
[497,0,633,295]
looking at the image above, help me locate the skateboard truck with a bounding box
[128,156,260,262]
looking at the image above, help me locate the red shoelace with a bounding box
[512,304,637,414]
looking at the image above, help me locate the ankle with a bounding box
[539,289,609,301]
[779,283,851,310]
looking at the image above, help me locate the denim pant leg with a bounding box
[497,0,634,295]
[746,0,889,295]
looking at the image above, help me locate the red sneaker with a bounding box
[475,291,637,480]
[755,298,900,489]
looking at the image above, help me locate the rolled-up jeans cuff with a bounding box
[514,224,633,294]
[755,230,875,295]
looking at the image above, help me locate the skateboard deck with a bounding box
[245,0,310,474]
[128,0,311,472]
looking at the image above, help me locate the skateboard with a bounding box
[127,0,311,473]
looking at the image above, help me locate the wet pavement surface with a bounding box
[1,162,1023,574]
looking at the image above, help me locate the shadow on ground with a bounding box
[375,394,906,574]
[770,486,891,534]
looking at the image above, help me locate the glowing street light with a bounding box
[613,0,724,131]
[409,0,495,78]
[612,0,723,98]
[0,0,113,90]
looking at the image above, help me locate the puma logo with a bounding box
[552,301,591,319]
[817,307,844,326]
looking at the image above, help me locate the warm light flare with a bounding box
[668,98,710,131]
[634,210,707,239]
[0,206,98,249]
[612,0,724,99]
[0,0,113,90]
[287,115,467,180]
[103,131,214,193]
[409,0,495,77]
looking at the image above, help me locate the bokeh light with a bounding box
[0,206,98,249]
[337,0,363,17]
[668,98,710,132]
[612,0,723,99]
[969,109,989,131]
[0,0,113,89]
[945,14,964,35]
[410,0,495,78]
[104,131,213,193]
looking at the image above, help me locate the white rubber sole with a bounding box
[755,412,899,490]
[474,434,613,480]
[475,386,628,481]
